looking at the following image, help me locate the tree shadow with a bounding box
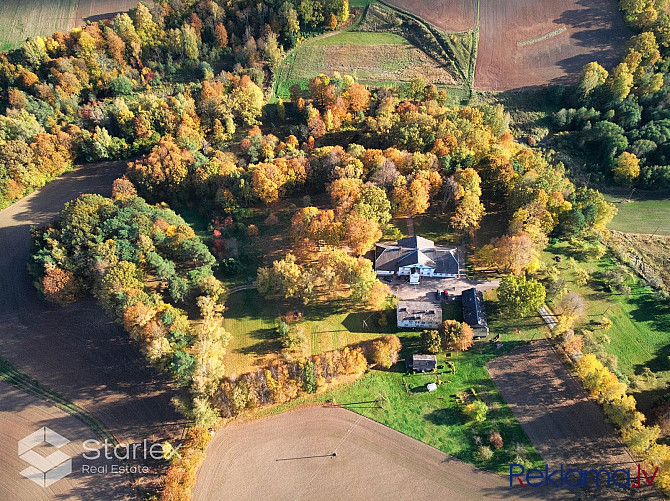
[236,328,282,356]
[425,407,461,426]
[342,311,386,333]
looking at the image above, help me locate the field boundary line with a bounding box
[0,356,138,490]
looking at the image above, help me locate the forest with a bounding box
[3,0,670,498]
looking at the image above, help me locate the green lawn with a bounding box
[320,333,544,473]
[223,289,382,375]
[349,0,377,7]
[545,243,670,412]
[603,193,670,235]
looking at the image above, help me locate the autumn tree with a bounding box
[420,330,441,353]
[345,213,381,256]
[488,232,535,275]
[578,62,608,96]
[612,152,640,185]
[256,253,308,301]
[345,82,370,113]
[451,192,485,235]
[127,136,194,199]
[439,320,474,352]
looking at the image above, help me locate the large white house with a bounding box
[374,236,459,283]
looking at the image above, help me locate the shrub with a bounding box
[464,400,488,424]
[476,445,493,461]
[489,430,503,449]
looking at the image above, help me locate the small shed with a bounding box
[406,354,437,372]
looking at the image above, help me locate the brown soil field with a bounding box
[0,381,133,500]
[386,0,630,90]
[193,405,567,500]
[487,341,662,499]
[0,161,184,497]
[76,0,142,25]
[384,0,477,32]
[475,0,630,90]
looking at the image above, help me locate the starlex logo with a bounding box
[18,427,72,488]
[18,427,183,488]
[510,463,659,489]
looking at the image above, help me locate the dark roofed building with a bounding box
[462,287,489,337]
[375,236,459,280]
[406,354,437,372]
[397,300,441,329]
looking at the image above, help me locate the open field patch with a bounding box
[0,0,140,50]
[194,406,553,500]
[280,41,457,97]
[487,341,636,475]
[544,243,670,414]
[0,381,133,500]
[222,289,381,375]
[384,0,477,33]
[474,0,630,90]
[603,192,670,235]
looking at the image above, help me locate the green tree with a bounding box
[497,274,546,317]
[578,61,608,96]
[420,330,441,353]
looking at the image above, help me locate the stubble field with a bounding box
[0,0,141,50]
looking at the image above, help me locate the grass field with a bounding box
[319,331,544,473]
[0,0,139,51]
[603,192,670,235]
[309,31,407,46]
[0,0,76,50]
[222,289,382,375]
[545,243,670,413]
[274,1,478,100]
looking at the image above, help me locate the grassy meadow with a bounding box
[0,0,77,50]
[603,192,670,235]
[544,242,670,413]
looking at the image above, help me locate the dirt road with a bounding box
[0,162,182,499]
[194,405,567,500]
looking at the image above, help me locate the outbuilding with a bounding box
[406,354,437,372]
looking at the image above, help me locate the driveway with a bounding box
[383,276,500,302]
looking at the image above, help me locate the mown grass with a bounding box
[603,192,670,235]
[222,289,382,375]
[318,332,544,474]
[544,242,670,412]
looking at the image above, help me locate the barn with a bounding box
[406,354,437,372]
[397,301,441,329]
[462,288,489,337]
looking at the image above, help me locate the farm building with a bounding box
[375,236,459,282]
[462,288,489,337]
[397,300,441,329]
[406,354,437,372]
